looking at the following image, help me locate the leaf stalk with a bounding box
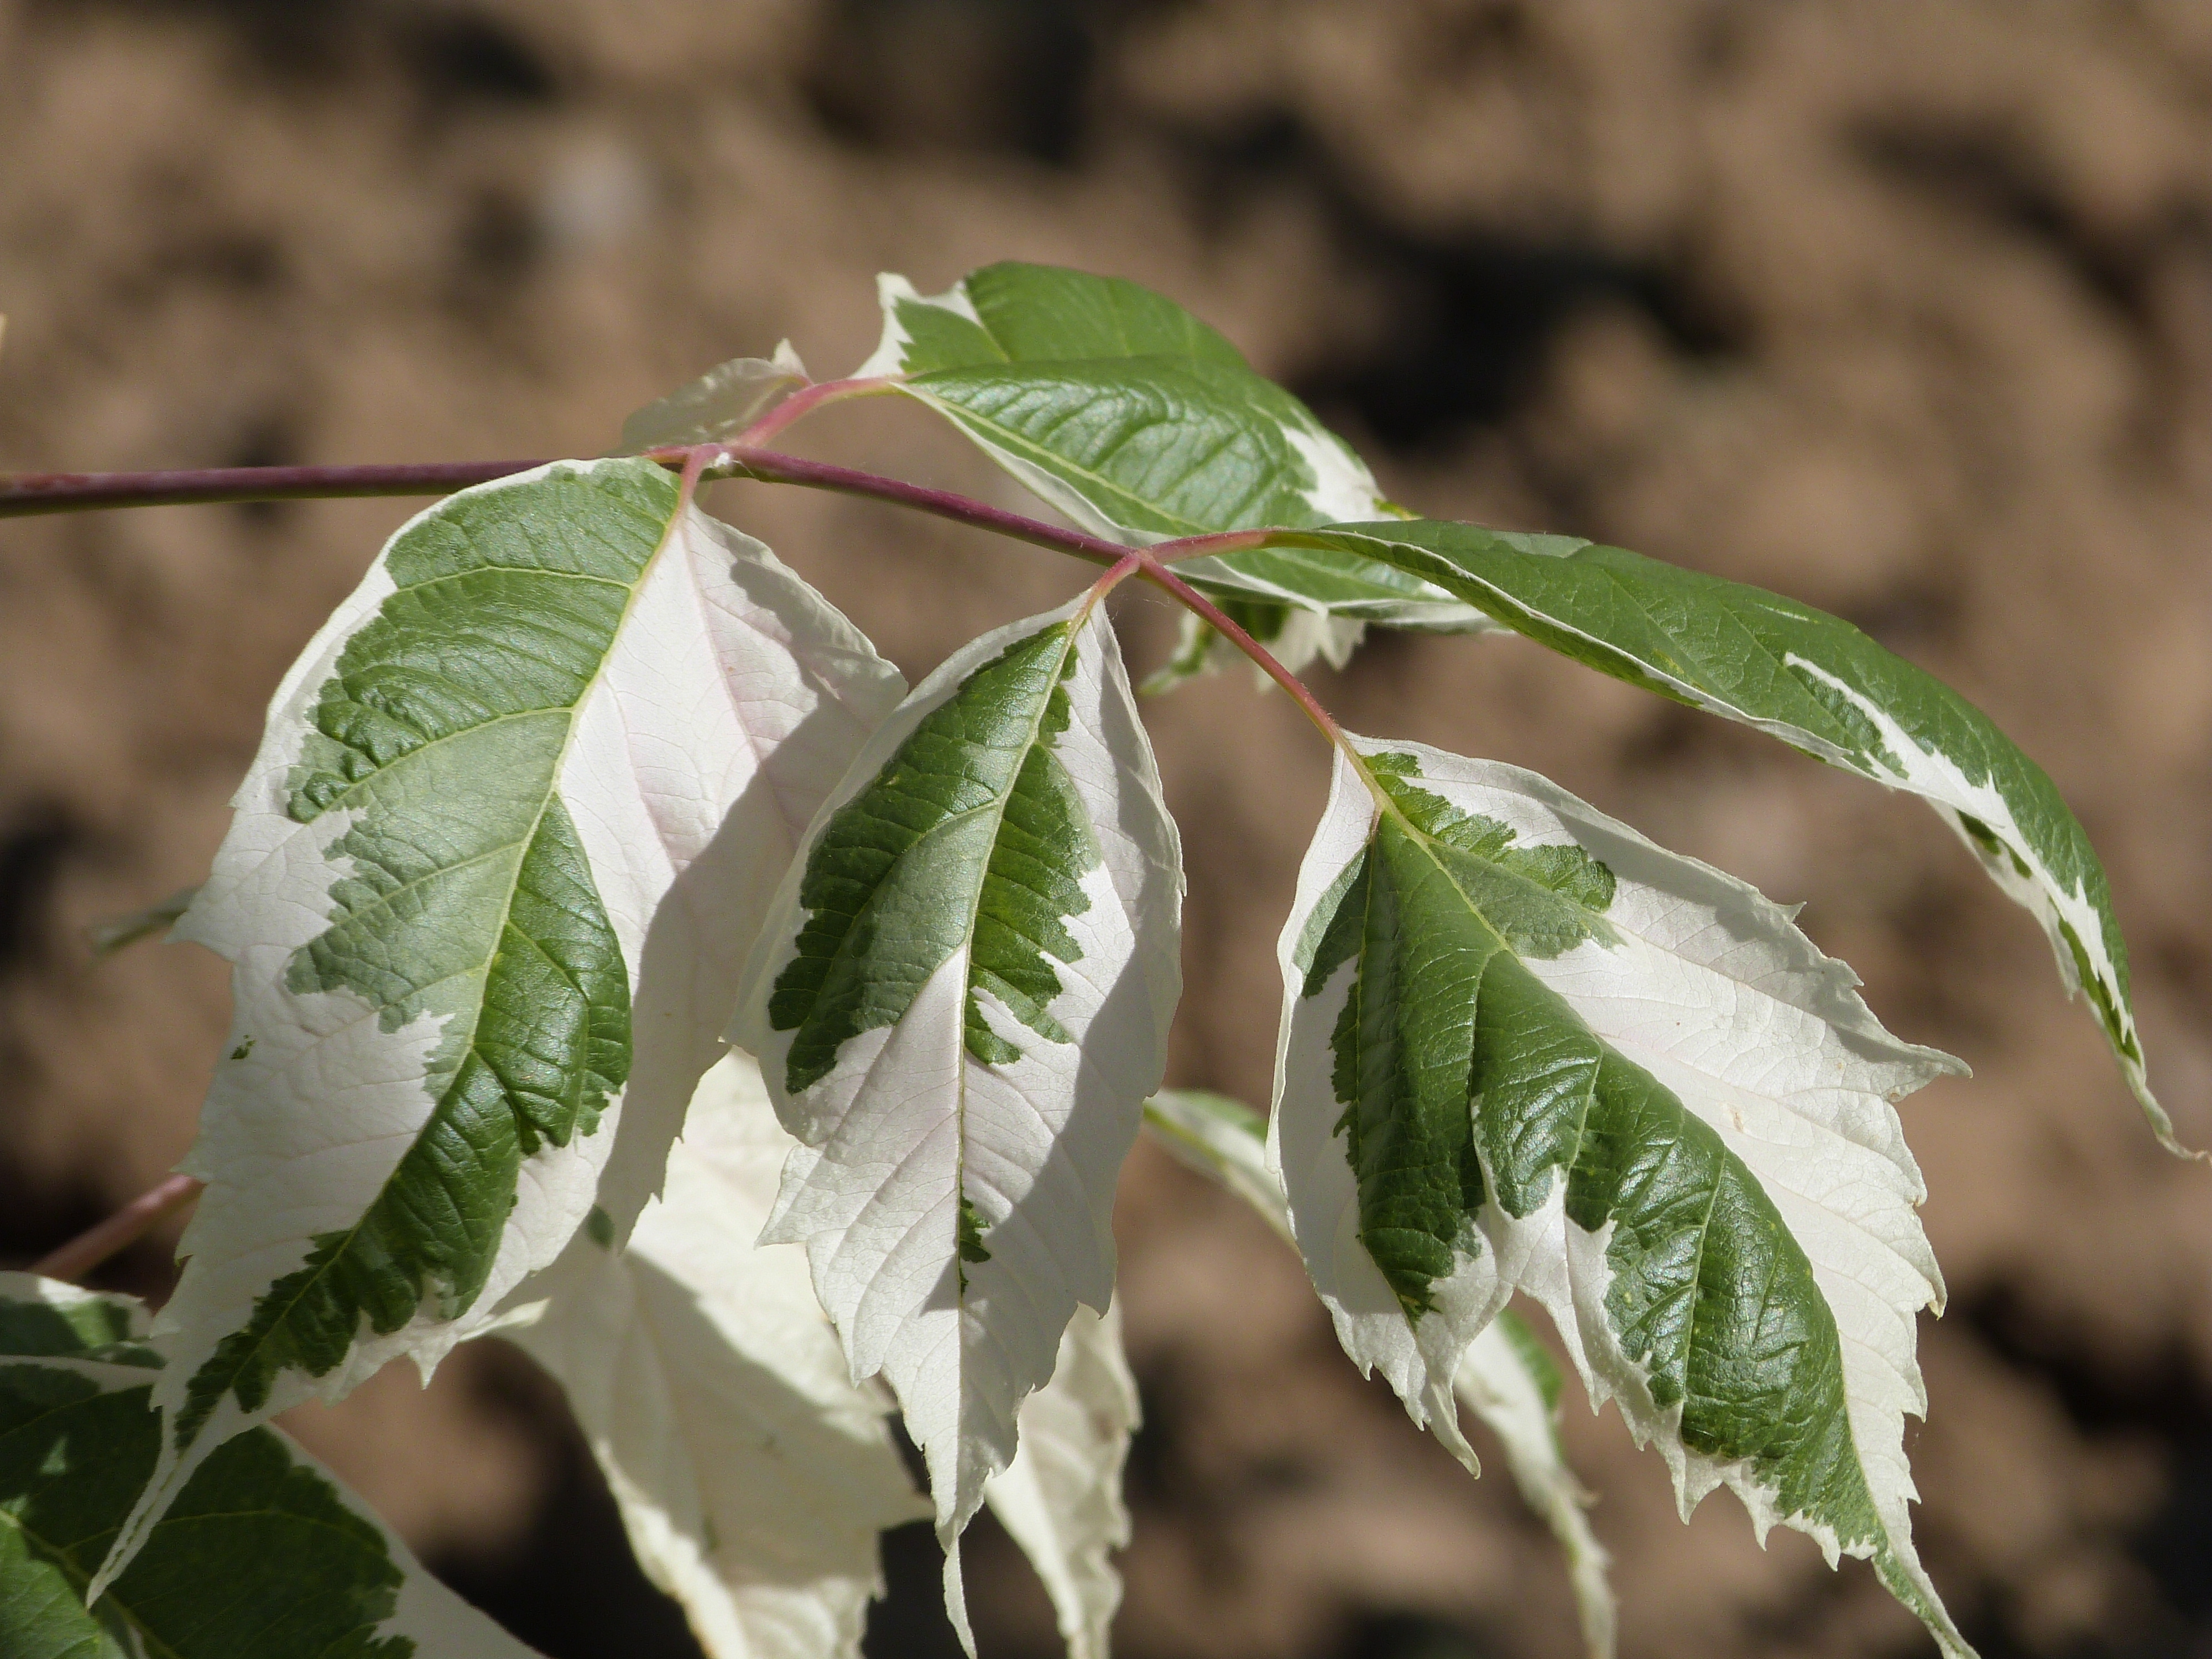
[30,1172,204,1283]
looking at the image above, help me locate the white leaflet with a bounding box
[1272,740,1969,1652]
[984,1302,1140,1659]
[733,597,1182,1652]
[500,1051,927,1659]
[106,467,904,1594]
[1454,1323,1615,1659]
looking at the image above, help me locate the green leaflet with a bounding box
[885,263,1248,374]
[910,358,1370,541]
[177,462,677,1446]
[0,1277,523,1659]
[769,619,1100,1097]
[1295,518,2170,1152]
[862,262,1485,639]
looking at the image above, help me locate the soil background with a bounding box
[5,4,2212,1657]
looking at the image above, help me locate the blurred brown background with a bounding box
[5,2,2212,1656]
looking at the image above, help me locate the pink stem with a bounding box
[0,445,1338,729]
[31,1172,204,1284]
[731,377,898,448]
[1133,551,1347,744]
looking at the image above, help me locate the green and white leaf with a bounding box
[0,1272,541,1659]
[982,1302,1139,1659]
[497,1050,927,1659]
[732,594,1182,1651]
[108,458,905,1590]
[854,261,1490,663]
[1272,738,1971,1655]
[1142,1088,1615,1659]
[1303,519,2178,1154]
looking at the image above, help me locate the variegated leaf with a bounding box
[0,1273,541,1659]
[105,459,905,1590]
[732,593,1182,1650]
[498,1050,927,1659]
[854,261,1491,666]
[1273,739,1971,1655]
[1297,519,2179,1155]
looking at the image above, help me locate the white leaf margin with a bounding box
[1269,738,1972,1656]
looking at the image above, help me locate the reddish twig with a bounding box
[1133,552,1348,745]
[31,1172,204,1283]
[0,461,547,517]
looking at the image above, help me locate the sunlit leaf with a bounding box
[733,592,1182,1650]
[1274,739,1970,1654]
[105,460,905,1590]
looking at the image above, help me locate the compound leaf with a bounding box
[1274,739,1971,1655]
[1298,519,2176,1154]
[0,1273,540,1659]
[732,594,1182,1650]
[498,1050,927,1659]
[107,459,905,1589]
[855,262,1491,665]
[983,1303,1139,1659]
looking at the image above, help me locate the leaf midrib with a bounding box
[1365,789,1605,1195]
[941,620,1086,1304]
